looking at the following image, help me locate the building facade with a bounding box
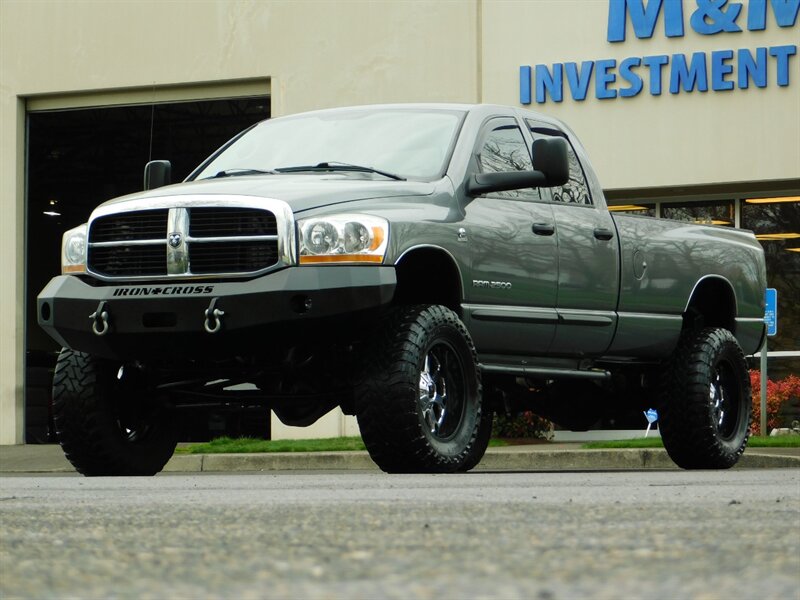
[1,0,797,444]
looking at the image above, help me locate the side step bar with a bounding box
[481,364,611,381]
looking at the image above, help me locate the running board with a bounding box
[481,364,611,381]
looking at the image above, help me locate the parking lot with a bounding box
[2,469,798,599]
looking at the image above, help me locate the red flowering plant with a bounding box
[492,411,553,440]
[749,370,800,435]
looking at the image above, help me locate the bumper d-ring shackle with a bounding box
[204,297,225,334]
[89,301,110,336]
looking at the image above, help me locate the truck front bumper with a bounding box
[38,266,396,360]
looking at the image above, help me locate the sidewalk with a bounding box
[1,443,798,474]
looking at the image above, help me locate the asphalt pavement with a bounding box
[2,470,799,599]
[1,441,799,473]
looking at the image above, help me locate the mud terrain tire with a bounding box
[357,305,491,473]
[52,348,177,476]
[659,328,751,469]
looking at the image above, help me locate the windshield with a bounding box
[191,107,465,181]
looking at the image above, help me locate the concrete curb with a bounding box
[2,446,798,474]
[161,448,800,473]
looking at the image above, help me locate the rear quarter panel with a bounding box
[610,214,767,358]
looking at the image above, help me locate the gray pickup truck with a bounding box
[38,104,767,476]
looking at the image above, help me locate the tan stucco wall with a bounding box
[0,0,796,443]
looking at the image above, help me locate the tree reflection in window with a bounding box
[662,200,735,226]
[742,199,800,363]
[527,127,592,206]
[549,145,592,205]
[477,124,541,201]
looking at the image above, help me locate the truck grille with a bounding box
[88,206,282,279]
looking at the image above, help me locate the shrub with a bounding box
[492,411,553,440]
[749,370,800,434]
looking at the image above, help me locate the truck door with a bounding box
[463,117,558,357]
[528,124,620,357]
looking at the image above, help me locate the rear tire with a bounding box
[356,305,491,473]
[52,348,177,476]
[659,328,751,469]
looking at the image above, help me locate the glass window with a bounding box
[608,203,656,217]
[193,107,465,181]
[476,122,540,201]
[742,198,800,365]
[527,126,592,206]
[550,144,592,205]
[661,200,734,226]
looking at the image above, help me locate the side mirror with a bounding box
[144,160,172,190]
[466,170,548,196]
[532,137,569,187]
[465,137,571,197]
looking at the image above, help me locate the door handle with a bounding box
[532,222,555,236]
[593,227,614,241]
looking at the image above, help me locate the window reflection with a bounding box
[478,123,541,201]
[661,200,734,226]
[742,199,800,364]
[608,204,656,217]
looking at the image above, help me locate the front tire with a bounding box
[357,305,491,473]
[52,348,178,476]
[659,327,751,469]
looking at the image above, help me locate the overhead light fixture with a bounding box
[745,196,800,204]
[608,204,650,211]
[754,232,800,240]
[43,211,61,217]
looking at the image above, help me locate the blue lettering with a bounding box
[643,54,669,94]
[770,45,797,85]
[711,49,735,90]
[607,0,685,42]
[535,64,563,103]
[670,52,709,93]
[619,57,644,97]
[738,47,768,87]
[520,66,532,104]
[691,0,743,35]
[748,0,800,30]
[595,59,618,99]
[565,61,594,101]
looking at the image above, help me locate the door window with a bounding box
[476,119,541,201]
[527,123,592,206]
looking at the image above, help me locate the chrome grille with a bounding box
[190,241,279,274]
[190,208,278,237]
[90,245,168,277]
[87,204,283,279]
[90,210,168,242]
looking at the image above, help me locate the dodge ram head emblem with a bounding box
[168,232,183,248]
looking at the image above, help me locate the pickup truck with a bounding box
[38,103,767,475]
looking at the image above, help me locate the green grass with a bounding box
[176,436,366,454]
[582,435,800,449]
[176,435,510,454]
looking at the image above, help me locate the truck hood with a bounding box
[96,173,436,213]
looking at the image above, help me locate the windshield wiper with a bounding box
[209,168,278,179]
[275,162,406,181]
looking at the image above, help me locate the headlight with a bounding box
[61,224,88,274]
[298,215,388,264]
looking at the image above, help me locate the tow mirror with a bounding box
[144,160,172,190]
[532,137,569,187]
[466,137,571,196]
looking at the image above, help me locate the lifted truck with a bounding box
[38,104,767,475]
